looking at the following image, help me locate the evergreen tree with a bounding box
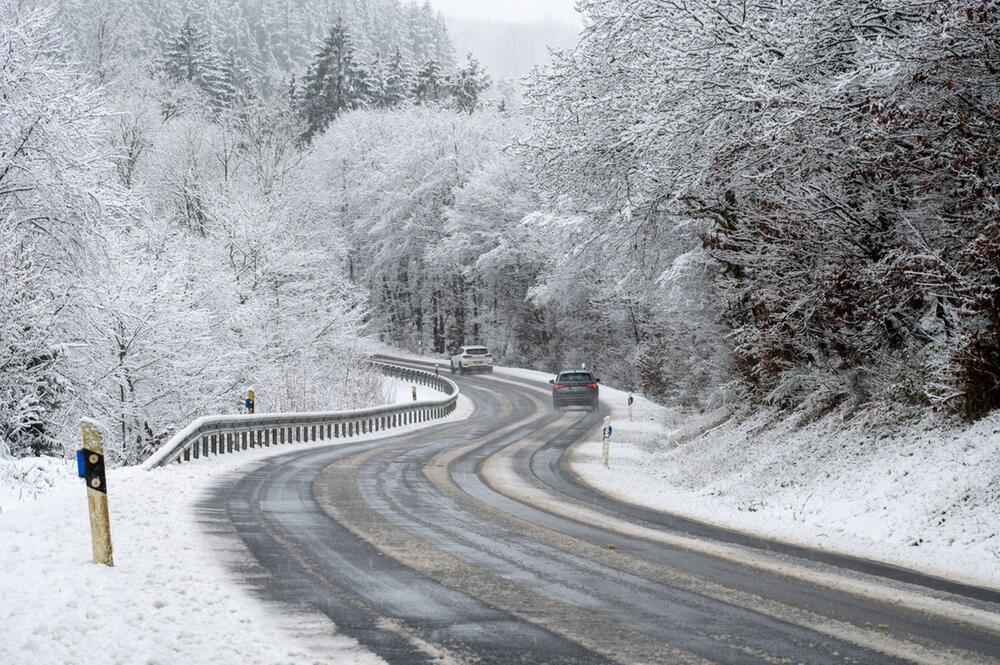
[217,47,255,110]
[299,19,368,142]
[404,0,436,63]
[161,15,225,101]
[450,53,491,115]
[366,52,389,108]
[432,12,455,70]
[384,48,413,107]
[352,60,374,109]
[414,58,443,104]
[287,73,303,110]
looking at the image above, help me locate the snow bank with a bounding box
[0,394,474,665]
[383,376,437,404]
[0,456,76,516]
[571,395,1000,590]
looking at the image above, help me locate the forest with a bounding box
[2,0,998,464]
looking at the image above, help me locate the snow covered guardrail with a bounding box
[142,361,458,470]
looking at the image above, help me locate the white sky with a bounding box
[430,0,582,26]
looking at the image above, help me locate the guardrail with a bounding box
[142,361,458,470]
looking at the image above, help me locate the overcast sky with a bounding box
[431,0,582,26]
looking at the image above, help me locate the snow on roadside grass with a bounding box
[0,393,473,665]
[0,456,74,515]
[568,389,1000,591]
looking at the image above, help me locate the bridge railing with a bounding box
[142,361,458,470]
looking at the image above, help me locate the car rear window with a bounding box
[558,372,593,383]
[465,348,490,356]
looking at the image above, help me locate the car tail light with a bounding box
[586,383,598,389]
[463,355,472,359]
[554,384,566,390]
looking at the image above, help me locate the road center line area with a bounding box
[207,362,1000,665]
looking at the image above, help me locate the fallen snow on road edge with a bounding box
[569,391,1000,592]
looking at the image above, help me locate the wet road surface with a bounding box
[205,360,1000,664]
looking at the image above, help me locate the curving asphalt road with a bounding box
[205,360,1000,664]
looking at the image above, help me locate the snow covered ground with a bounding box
[0,381,473,665]
[567,381,1000,591]
[382,375,442,405]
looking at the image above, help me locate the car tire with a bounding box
[450,362,456,374]
[459,364,466,375]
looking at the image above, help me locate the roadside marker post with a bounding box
[245,388,256,415]
[602,416,613,468]
[78,419,114,567]
[628,394,634,422]
[412,385,417,401]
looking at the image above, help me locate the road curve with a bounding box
[205,361,1000,665]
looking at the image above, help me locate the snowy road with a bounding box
[210,360,1000,664]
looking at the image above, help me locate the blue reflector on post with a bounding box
[76,449,86,478]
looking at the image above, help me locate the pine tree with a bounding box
[366,52,389,108]
[414,58,442,104]
[299,19,367,142]
[287,73,302,110]
[450,53,491,114]
[404,0,436,63]
[433,12,455,71]
[217,47,255,110]
[384,48,413,107]
[162,15,225,101]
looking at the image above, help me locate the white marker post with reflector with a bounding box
[78,419,113,567]
[602,416,613,468]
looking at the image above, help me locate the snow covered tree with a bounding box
[0,234,66,458]
[365,51,391,108]
[216,47,255,110]
[299,19,368,142]
[414,58,443,104]
[523,0,1000,415]
[0,3,123,456]
[161,14,224,100]
[450,53,491,115]
[384,48,414,107]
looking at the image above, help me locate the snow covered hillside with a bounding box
[570,390,1000,590]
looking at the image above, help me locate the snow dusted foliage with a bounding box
[311,108,516,353]
[526,0,1000,417]
[2,5,371,464]
[52,0,459,108]
[311,107,680,391]
[438,153,552,363]
[648,245,734,408]
[0,4,122,457]
[82,89,369,465]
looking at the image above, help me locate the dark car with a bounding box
[550,371,600,411]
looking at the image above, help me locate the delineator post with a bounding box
[79,419,114,567]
